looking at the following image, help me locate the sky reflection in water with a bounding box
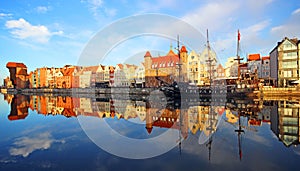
[0,94,300,171]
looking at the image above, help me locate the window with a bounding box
[284,43,292,50]
[283,52,297,59]
[282,61,297,68]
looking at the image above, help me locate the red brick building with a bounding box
[6,62,28,89]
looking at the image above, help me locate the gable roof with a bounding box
[262,56,270,60]
[248,54,260,61]
[6,62,27,68]
[166,49,177,56]
[270,37,299,54]
[117,64,123,69]
[180,46,188,53]
[144,51,152,57]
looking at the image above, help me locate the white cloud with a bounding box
[270,10,300,39]
[104,7,117,17]
[9,132,65,157]
[82,0,103,15]
[136,0,178,13]
[36,6,51,13]
[5,18,63,43]
[182,1,239,32]
[0,13,12,17]
[82,0,117,18]
[180,0,276,60]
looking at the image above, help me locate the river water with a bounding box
[0,93,299,171]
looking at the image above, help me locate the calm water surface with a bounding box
[0,94,299,171]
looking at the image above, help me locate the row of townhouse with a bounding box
[28,66,75,89]
[6,44,229,89]
[6,62,143,88]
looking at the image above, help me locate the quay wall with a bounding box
[261,87,300,96]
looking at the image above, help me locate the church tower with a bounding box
[180,46,188,82]
[144,51,152,72]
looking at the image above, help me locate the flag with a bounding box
[238,30,241,41]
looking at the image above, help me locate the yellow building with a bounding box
[270,37,300,87]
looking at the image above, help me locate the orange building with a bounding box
[72,66,83,88]
[56,66,75,88]
[145,105,189,139]
[6,62,28,89]
[8,95,29,121]
[144,46,188,87]
[3,76,13,88]
[216,64,225,78]
[27,71,34,88]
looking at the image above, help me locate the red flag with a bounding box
[238,30,241,41]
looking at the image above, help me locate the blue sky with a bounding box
[0,0,300,83]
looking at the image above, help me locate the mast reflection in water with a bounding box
[1,94,300,171]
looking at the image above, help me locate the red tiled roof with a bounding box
[146,126,153,134]
[82,66,99,72]
[248,119,261,126]
[153,119,179,129]
[166,49,177,56]
[217,64,224,69]
[117,64,123,69]
[61,67,75,76]
[239,63,248,68]
[8,114,28,121]
[290,38,298,44]
[217,107,225,115]
[262,56,270,60]
[248,54,260,61]
[6,62,27,68]
[151,55,179,68]
[180,46,187,53]
[144,51,152,57]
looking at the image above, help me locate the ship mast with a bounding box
[235,112,245,161]
[176,35,182,83]
[206,29,214,85]
[234,30,244,80]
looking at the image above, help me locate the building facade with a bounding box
[224,57,238,77]
[261,56,270,79]
[144,46,188,87]
[247,54,262,78]
[135,63,145,87]
[270,37,300,87]
[6,62,28,89]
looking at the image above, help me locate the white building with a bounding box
[224,57,238,77]
[135,63,145,87]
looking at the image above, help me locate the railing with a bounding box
[262,87,297,91]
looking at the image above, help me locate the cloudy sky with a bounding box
[0,0,299,82]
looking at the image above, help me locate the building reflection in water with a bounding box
[5,94,29,121]
[4,95,224,140]
[271,100,300,147]
[4,94,300,156]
